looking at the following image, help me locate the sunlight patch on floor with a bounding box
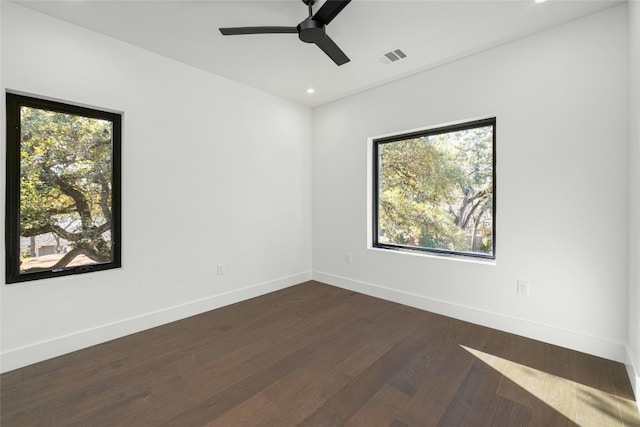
[461,345,637,426]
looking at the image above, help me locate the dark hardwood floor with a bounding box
[1,281,639,426]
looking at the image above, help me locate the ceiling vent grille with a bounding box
[377,48,407,65]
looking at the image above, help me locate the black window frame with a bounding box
[372,117,496,260]
[5,93,122,284]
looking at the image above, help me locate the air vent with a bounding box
[377,48,407,65]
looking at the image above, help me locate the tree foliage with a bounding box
[19,106,114,271]
[377,125,493,255]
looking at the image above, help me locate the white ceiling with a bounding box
[14,0,622,107]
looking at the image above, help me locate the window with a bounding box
[373,118,495,259]
[5,93,121,283]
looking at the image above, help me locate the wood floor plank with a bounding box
[609,362,640,426]
[392,318,491,426]
[436,355,507,426]
[297,318,459,427]
[573,352,637,427]
[253,369,353,427]
[1,281,638,427]
[487,394,532,426]
[251,309,427,426]
[203,392,277,427]
[344,384,411,427]
[490,333,580,426]
[202,304,415,426]
[162,291,395,425]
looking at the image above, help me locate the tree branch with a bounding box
[98,172,112,222]
[21,223,81,241]
[40,167,93,229]
[51,246,110,268]
[461,194,490,230]
[95,221,112,236]
[21,246,110,273]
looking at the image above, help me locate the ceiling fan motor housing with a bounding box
[298,18,326,43]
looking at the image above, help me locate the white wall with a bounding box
[312,5,629,362]
[628,0,640,396]
[0,3,312,372]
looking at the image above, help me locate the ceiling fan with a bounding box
[219,0,352,66]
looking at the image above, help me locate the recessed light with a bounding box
[535,0,547,3]
[306,88,315,94]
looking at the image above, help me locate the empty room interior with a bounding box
[1,0,640,425]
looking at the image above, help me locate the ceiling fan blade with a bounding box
[316,35,350,66]
[312,0,351,25]
[219,26,298,36]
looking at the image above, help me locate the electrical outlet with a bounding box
[345,253,351,264]
[517,280,529,296]
[217,264,224,276]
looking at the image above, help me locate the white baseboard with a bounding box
[313,271,627,364]
[0,271,312,373]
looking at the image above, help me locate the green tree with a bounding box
[378,137,465,249]
[441,126,494,253]
[377,125,493,254]
[19,106,114,271]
